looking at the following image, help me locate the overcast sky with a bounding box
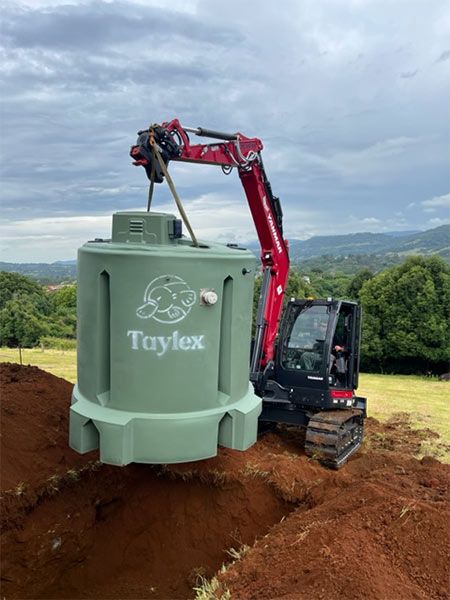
[1,0,449,262]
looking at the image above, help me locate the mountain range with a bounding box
[1,224,448,283]
[288,224,449,261]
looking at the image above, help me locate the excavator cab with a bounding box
[260,299,366,468]
[277,299,360,399]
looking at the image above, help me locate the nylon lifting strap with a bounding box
[146,150,156,212]
[151,142,199,247]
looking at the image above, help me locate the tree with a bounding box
[306,270,352,299]
[0,271,52,314]
[359,256,450,372]
[0,298,50,347]
[52,285,77,311]
[0,272,77,346]
[51,285,77,339]
[346,269,374,301]
[284,269,316,300]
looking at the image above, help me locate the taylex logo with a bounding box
[127,330,205,356]
[130,274,205,357]
[136,274,196,324]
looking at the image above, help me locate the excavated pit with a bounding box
[2,465,294,599]
[1,363,449,600]
[0,364,296,599]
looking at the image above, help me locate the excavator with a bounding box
[130,119,366,469]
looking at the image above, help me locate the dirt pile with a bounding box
[1,363,449,600]
[0,363,96,528]
[216,453,449,599]
[0,363,90,490]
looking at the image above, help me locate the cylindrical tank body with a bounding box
[70,211,261,464]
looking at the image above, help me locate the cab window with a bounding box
[281,305,329,372]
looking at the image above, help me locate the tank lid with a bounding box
[111,211,182,245]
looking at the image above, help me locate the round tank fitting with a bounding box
[201,289,218,305]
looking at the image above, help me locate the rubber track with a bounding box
[305,409,364,469]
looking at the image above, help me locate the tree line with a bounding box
[253,255,450,374]
[1,255,449,373]
[0,272,76,348]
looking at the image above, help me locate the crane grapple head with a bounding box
[130,125,182,182]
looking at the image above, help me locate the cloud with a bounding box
[435,50,450,63]
[361,217,381,224]
[1,0,450,261]
[259,135,436,187]
[400,70,418,79]
[2,1,239,50]
[325,137,423,182]
[421,193,450,213]
[427,217,450,227]
[0,214,112,262]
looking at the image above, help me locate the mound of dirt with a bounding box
[216,453,450,600]
[0,363,96,529]
[1,363,449,600]
[0,363,90,491]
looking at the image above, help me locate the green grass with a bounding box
[0,347,77,383]
[359,372,450,461]
[1,347,448,457]
[359,373,450,435]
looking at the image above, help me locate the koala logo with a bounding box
[136,275,197,324]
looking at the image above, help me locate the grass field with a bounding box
[0,347,77,383]
[1,347,449,460]
[358,373,450,461]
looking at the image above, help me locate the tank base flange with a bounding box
[69,385,262,465]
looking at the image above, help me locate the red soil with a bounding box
[0,363,91,491]
[1,363,449,600]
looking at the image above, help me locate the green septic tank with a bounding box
[69,211,261,465]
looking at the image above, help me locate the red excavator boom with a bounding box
[130,119,290,369]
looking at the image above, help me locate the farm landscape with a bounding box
[1,2,450,597]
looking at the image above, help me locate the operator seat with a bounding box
[299,351,322,371]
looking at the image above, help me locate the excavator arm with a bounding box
[130,119,290,372]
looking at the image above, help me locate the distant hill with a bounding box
[1,225,448,283]
[245,225,449,274]
[288,232,391,260]
[298,253,408,275]
[286,225,449,261]
[0,262,77,284]
[383,230,421,238]
[387,225,450,258]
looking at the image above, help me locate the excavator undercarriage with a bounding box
[305,409,365,469]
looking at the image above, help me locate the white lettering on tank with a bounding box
[172,330,179,350]
[190,335,205,350]
[127,330,205,356]
[157,336,171,357]
[127,330,142,350]
[142,335,156,351]
[179,336,192,350]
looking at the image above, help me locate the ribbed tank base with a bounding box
[69,386,262,465]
